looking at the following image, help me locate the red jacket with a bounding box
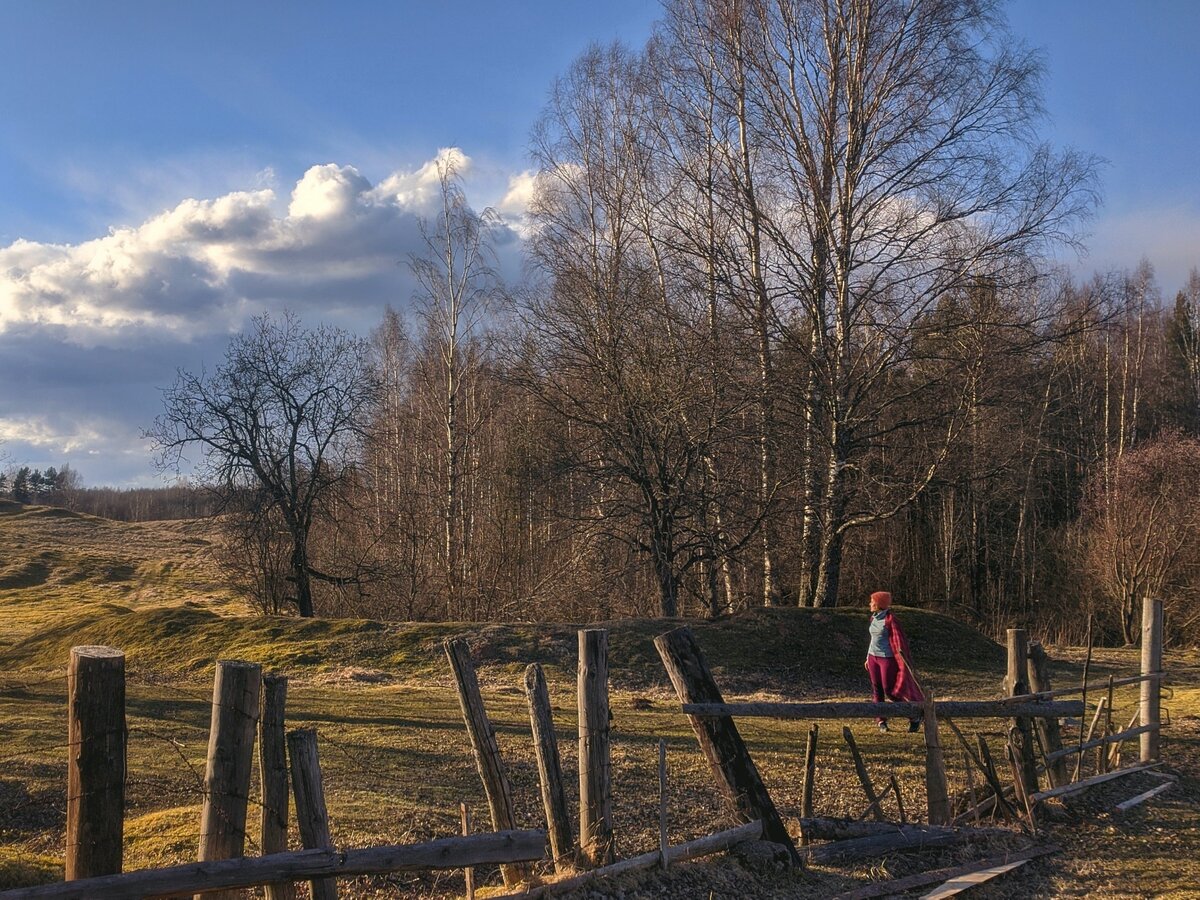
[884,610,925,702]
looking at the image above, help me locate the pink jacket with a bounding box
[884,610,925,702]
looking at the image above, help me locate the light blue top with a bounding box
[868,611,893,657]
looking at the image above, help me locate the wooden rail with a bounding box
[1043,725,1156,764]
[680,700,1083,720]
[0,831,548,900]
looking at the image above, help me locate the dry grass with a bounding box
[0,500,1197,897]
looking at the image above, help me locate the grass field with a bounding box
[0,499,1197,898]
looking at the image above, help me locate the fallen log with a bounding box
[832,843,1060,899]
[682,700,1082,720]
[490,820,763,899]
[0,831,548,900]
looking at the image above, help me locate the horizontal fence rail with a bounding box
[680,700,1084,720]
[0,830,547,900]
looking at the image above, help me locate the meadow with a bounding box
[1,499,1197,898]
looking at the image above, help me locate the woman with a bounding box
[863,590,924,732]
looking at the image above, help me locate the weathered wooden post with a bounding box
[524,663,575,871]
[800,724,818,826]
[842,727,883,822]
[922,691,950,826]
[1140,596,1164,762]
[658,739,668,872]
[461,803,476,900]
[444,639,530,887]
[1026,642,1067,787]
[653,627,801,866]
[259,674,295,900]
[1005,629,1039,799]
[66,646,126,881]
[197,659,262,900]
[287,727,337,900]
[578,629,614,867]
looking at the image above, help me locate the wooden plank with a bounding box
[1029,763,1160,804]
[681,699,1082,719]
[804,826,987,864]
[832,843,1060,900]
[66,646,126,882]
[1113,780,1174,814]
[489,821,762,899]
[1005,673,1160,703]
[654,627,801,865]
[921,859,1029,899]
[1,831,548,900]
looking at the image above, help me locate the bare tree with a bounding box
[149,313,378,617]
[409,154,500,620]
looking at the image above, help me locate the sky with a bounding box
[1,0,1198,487]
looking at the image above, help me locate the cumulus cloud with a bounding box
[0,149,518,346]
[0,150,526,484]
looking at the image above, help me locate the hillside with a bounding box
[0,502,1196,898]
[0,499,1004,693]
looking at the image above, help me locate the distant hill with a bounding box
[0,500,1005,693]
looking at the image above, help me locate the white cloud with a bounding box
[0,415,108,455]
[0,149,521,346]
[0,150,528,485]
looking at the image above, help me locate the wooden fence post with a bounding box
[197,659,262,900]
[287,728,337,900]
[66,646,126,881]
[1005,630,1039,799]
[653,627,801,866]
[1140,597,1164,762]
[800,724,819,827]
[259,675,295,900]
[444,639,530,888]
[578,629,614,867]
[524,663,575,871]
[1026,642,1067,787]
[842,727,883,822]
[922,691,950,826]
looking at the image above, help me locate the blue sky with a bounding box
[1,0,1198,486]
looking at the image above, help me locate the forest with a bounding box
[7,0,1200,647]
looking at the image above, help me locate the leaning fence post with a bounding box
[1026,642,1067,787]
[1140,597,1164,762]
[524,662,575,871]
[444,638,530,888]
[1005,629,1039,799]
[66,645,126,881]
[197,659,262,900]
[578,629,614,867]
[260,674,296,900]
[287,727,338,900]
[653,627,802,866]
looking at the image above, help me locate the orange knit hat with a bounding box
[870,591,893,609]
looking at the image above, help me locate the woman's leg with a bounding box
[867,656,888,726]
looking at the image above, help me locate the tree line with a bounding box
[131,0,1199,647]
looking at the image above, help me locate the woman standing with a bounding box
[864,591,924,732]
